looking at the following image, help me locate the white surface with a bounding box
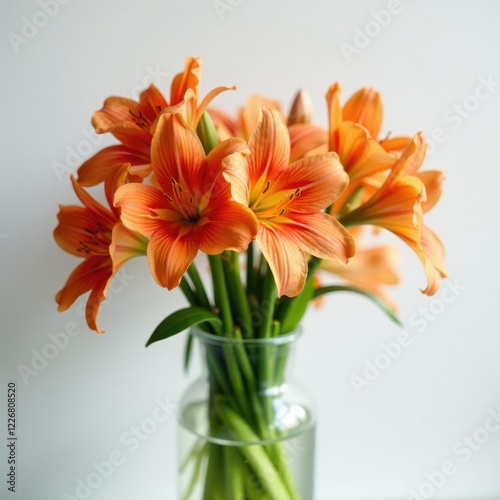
[1,0,500,499]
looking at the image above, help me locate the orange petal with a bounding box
[222,152,250,205]
[198,201,257,254]
[340,175,426,253]
[331,122,395,181]
[54,206,108,257]
[380,136,412,154]
[342,87,383,139]
[151,113,206,192]
[239,95,282,140]
[280,212,355,264]
[170,56,202,106]
[139,84,168,113]
[77,145,151,187]
[146,230,198,290]
[288,123,328,163]
[109,222,148,271]
[205,137,250,193]
[114,183,181,237]
[55,255,112,333]
[325,82,343,143]
[193,86,236,128]
[257,224,308,298]
[92,96,139,132]
[279,152,349,213]
[91,97,151,152]
[247,108,290,189]
[420,225,447,295]
[70,177,117,226]
[416,170,445,213]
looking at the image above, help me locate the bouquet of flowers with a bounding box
[54,56,446,499]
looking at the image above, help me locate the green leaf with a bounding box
[277,276,315,334]
[313,285,402,326]
[146,307,222,347]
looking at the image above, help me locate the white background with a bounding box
[1,1,500,499]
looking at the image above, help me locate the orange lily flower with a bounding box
[114,113,258,290]
[78,57,234,193]
[339,133,446,295]
[223,108,355,297]
[54,178,148,333]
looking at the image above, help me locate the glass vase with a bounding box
[177,327,315,499]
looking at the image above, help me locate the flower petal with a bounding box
[55,255,112,333]
[147,230,198,290]
[205,137,250,196]
[420,225,447,295]
[288,123,328,163]
[70,177,117,227]
[151,113,206,193]
[114,183,181,237]
[222,152,250,205]
[247,108,290,189]
[54,206,111,257]
[170,56,202,105]
[325,82,343,141]
[341,175,426,254]
[331,122,395,181]
[257,224,308,298]
[198,201,257,254]
[277,212,355,265]
[342,87,383,139]
[416,170,445,213]
[109,222,148,271]
[77,145,151,187]
[239,95,282,140]
[279,152,349,213]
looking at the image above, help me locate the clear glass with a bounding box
[177,327,315,499]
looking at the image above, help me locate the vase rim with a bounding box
[190,325,303,346]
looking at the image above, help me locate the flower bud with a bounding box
[288,89,313,125]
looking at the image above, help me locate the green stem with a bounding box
[246,242,256,297]
[179,277,198,306]
[217,402,293,500]
[187,262,211,309]
[203,443,224,500]
[259,267,277,339]
[223,447,245,499]
[208,254,233,334]
[180,441,207,500]
[225,251,253,338]
[223,341,253,425]
[231,327,268,439]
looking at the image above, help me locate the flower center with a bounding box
[250,180,301,219]
[164,177,200,224]
[128,102,162,131]
[77,222,112,255]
